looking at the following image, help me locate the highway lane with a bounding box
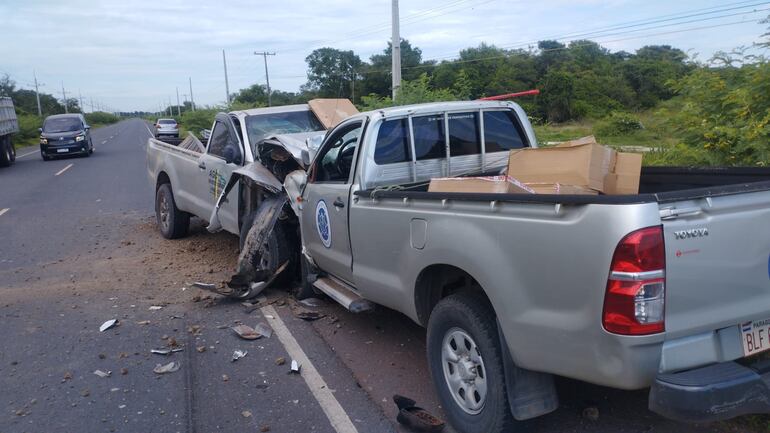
[0,119,394,433]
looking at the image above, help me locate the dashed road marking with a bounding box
[0,208,8,217]
[261,305,358,433]
[16,150,38,159]
[54,163,74,176]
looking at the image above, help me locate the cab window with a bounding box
[312,122,363,183]
[208,120,242,164]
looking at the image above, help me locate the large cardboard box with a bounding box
[604,152,643,194]
[525,183,598,195]
[507,143,616,192]
[428,176,534,194]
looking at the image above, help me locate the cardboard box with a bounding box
[525,183,598,195]
[555,135,597,148]
[428,176,534,194]
[604,152,643,194]
[507,143,616,192]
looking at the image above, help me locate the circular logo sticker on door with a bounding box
[316,200,332,248]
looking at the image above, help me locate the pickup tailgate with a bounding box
[661,188,770,343]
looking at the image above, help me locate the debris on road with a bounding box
[275,357,285,366]
[232,324,260,340]
[222,374,230,382]
[393,394,445,432]
[120,368,128,375]
[232,350,248,362]
[99,319,118,332]
[260,425,270,432]
[196,346,206,353]
[153,361,180,374]
[151,348,183,356]
[299,298,324,308]
[93,369,111,378]
[293,308,324,321]
[241,410,252,418]
[63,371,73,382]
[290,360,301,374]
[136,320,151,325]
[188,324,202,335]
[148,305,163,311]
[583,406,600,422]
[254,322,272,338]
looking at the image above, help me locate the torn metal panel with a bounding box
[206,162,283,233]
[258,131,325,169]
[308,98,359,129]
[284,170,307,218]
[227,194,288,294]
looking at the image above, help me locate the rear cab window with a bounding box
[372,109,528,166]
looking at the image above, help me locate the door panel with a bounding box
[303,183,353,282]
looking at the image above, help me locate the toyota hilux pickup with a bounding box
[215,100,770,433]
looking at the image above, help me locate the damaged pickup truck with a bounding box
[207,99,770,433]
[146,99,358,297]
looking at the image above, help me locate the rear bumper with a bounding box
[649,360,770,422]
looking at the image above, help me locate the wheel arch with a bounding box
[156,171,171,191]
[414,264,492,327]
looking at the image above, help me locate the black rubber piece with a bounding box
[239,209,290,284]
[426,292,517,433]
[649,361,770,422]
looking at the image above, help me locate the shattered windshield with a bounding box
[245,110,324,146]
[43,117,82,133]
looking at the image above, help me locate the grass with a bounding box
[532,110,687,166]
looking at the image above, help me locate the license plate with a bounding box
[741,318,770,356]
[57,148,69,153]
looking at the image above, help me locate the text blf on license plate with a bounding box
[742,318,770,356]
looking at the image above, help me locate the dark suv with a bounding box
[39,113,93,160]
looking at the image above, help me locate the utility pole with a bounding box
[188,77,195,112]
[61,82,68,114]
[222,49,231,106]
[391,0,401,100]
[176,87,181,116]
[90,97,94,112]
[78,90,84,113]
[254,51,276,106]
[32,70,42,116]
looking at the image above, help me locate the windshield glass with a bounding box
[245,110,324,146]
[43,117,82,133]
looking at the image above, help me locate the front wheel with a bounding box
[155,183,189,239]
[427,292,516,433]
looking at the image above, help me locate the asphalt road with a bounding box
[0,119,760,433]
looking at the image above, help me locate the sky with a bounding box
[0,0,768,112]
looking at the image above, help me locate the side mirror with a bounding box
[38,128,43,133]
[301,149,311,167]
[84,125,91,130]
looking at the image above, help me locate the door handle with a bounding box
[198,161,206,170]
[333,197,345,208]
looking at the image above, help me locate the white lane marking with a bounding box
[101,140,107,145]
[54,163,74,176]
[144,124,154,137]
[16,150,38,159]
[262,305,358,433]
[0,208,8,217]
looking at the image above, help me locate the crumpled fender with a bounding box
[206,162,283,233]
[227,194,288,292]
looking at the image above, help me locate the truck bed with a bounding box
[357,166,770,205]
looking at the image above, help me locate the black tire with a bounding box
[155,183,189,239]
[41,151,51,161]
[239,210,291,283]
[7,137,15,164]
[0,136,11,167]
[427,292,516,433]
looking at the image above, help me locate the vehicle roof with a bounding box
[231,104,310,119]
[156,118,176,121]
[45,113,85,120]
[359,100,518,119]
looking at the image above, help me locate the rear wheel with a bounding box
[155,183,189,239]
[427,292,516,433]
[0,136,12,167]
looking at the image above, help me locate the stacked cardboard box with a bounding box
[426,136,642,196]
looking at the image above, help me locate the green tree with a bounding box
[361,39,425,99]
[304,47,362,99]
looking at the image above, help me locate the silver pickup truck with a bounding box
[214,100,770,433]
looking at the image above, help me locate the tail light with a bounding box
[602,226,666,335]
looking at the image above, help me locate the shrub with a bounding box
[16,114,42,141]
[85,111,120,126]
[595,112,644,136]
